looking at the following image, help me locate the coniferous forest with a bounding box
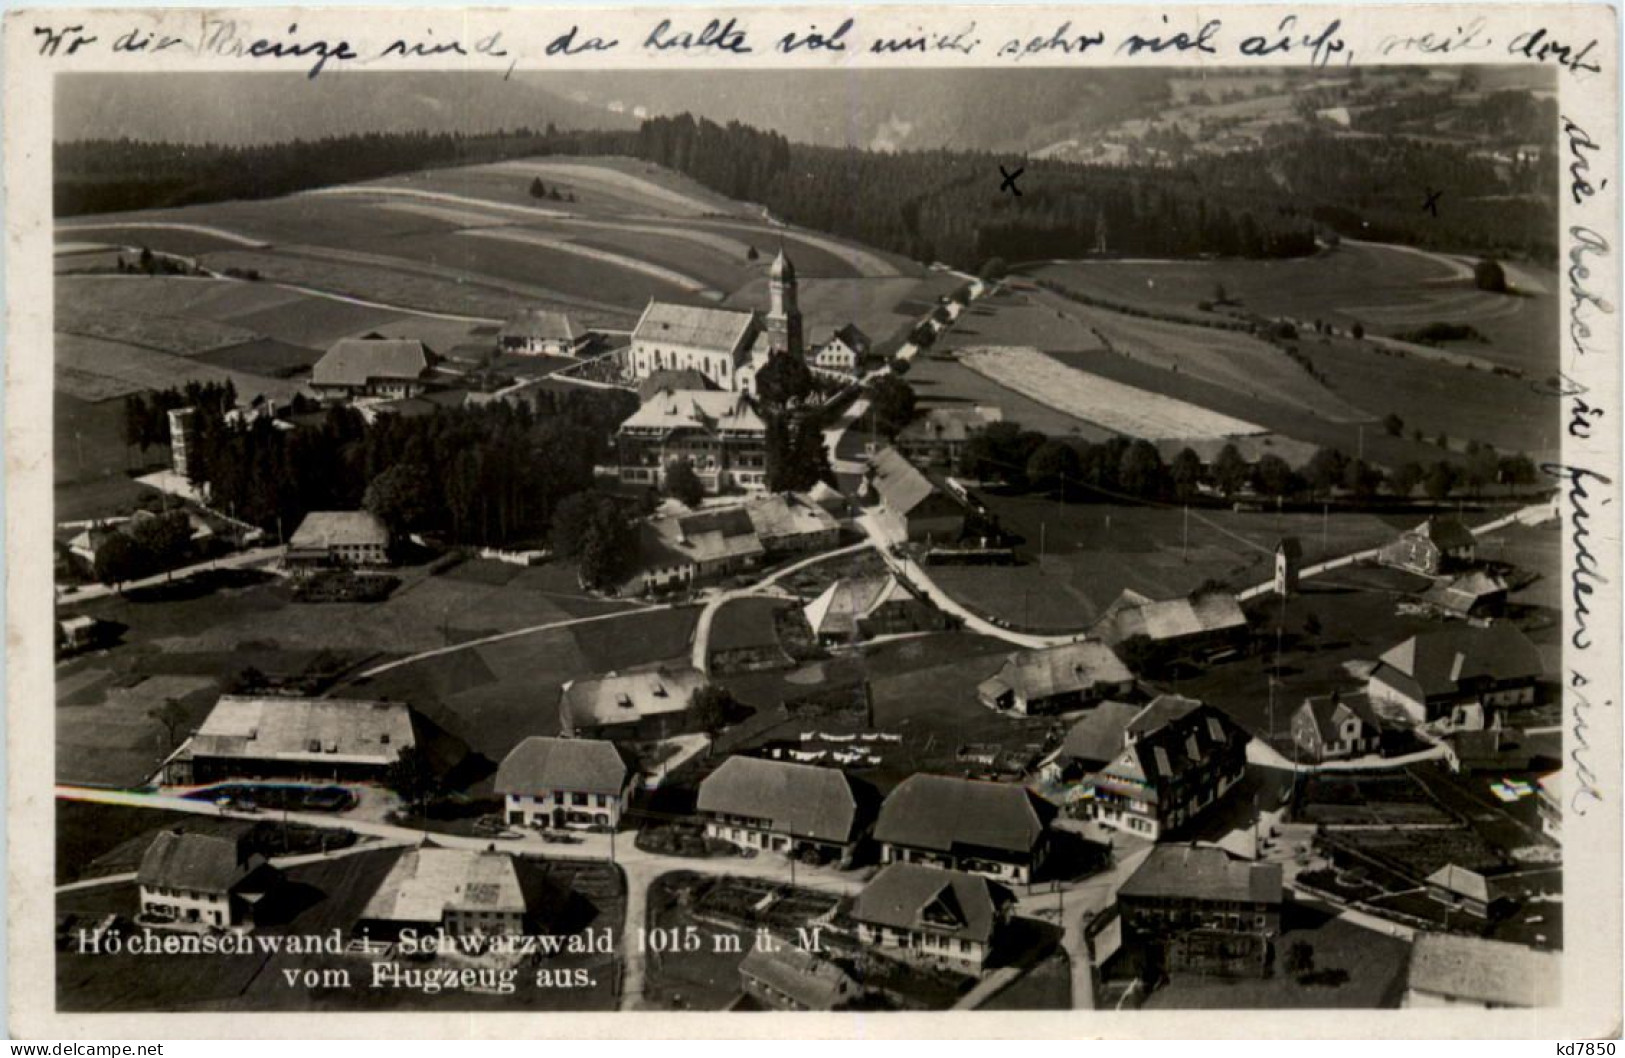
[56,98,1555,267]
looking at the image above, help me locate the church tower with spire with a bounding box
[765,246,804,359]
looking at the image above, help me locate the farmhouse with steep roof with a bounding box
[977,640,1135,716]
[874,774,1054,884]
[498,308,590,356]
[1365,623,1544,726]
[161,695,430,785]
[866,446,966,544]
[697,756,867,865]
[137,829,282,929]
[495,737,637,830]
[311,337,434,401]
[1380,515,1478,575]
[852,862,1015,969]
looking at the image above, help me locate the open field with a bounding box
[1015,285,1370,424]
[1027,242,1558,374]
[55,221,270,253]
[1304,334,1560,461]
[960,345,1263,440]
[55,562,658,783]
[196,338,324,377]
[905,351,1116,441]
[57,304,261,358]
[933,498,1430,630]
[951,279,1556,464]
[57,332,306,406]
[413,156,752,219]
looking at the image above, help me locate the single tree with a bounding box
[1382,412,1404,438]
[1388,461,1425,499]
[148,698,191,751]
[1213,443,1250,497]
[1473,258,1508,294]
[746,245,760,262]
[1027,439,1082,496]
[1170,447,1205,501]
[1305,447,1349,497]
[978,256,1009,281]
[688,685,735,734]
[1286,941,1316,975]
[665,458,705,508]
[1424,461,1459,501]
[529,177,547,199]
[385,745,441,818]
[865,375,917,439]
[1252,454,1297,498]
[364,463,433,534]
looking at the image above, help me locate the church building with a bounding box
[628,249,804,396]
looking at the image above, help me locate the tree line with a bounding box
[934,415,1538,505]
[129,384,636,548]
[58,103,1555,266]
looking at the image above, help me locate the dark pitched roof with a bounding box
[697,757,862,843]
[636,369,717,401]
[1092,590,1248,646]
[1059,701,1143,767]
[1374,624,1544,699]
[1277,536,1303,560]
[874,775,1051,856]
[851,863,1012,945]
[1118,844,1283,905]
[868,447,941,517]
[1297,691,1381,743]
[1412,515,1476,551]
[632,301,757,354]
[500,309,577,343]
[979,641,1133,704]
[313,338,431,387]
[289,510,389,549]
[137,830,267,895]
[1095,698,1249,801]
[831,323,871,352]
[494,737,632,796]
[739,946,857,1009]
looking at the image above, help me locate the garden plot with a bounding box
[959,345,1263,440]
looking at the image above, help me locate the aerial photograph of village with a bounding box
[51,64,1565,1014]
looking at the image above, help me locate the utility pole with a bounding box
[1182,505,1189,562]
[1321,503,1328,553]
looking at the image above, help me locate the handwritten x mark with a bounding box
[1000,165,1025,196]
[1422,188,1443,217]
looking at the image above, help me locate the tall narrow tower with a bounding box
[766,247,803,359]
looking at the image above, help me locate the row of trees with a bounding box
[957,420,1539,505]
